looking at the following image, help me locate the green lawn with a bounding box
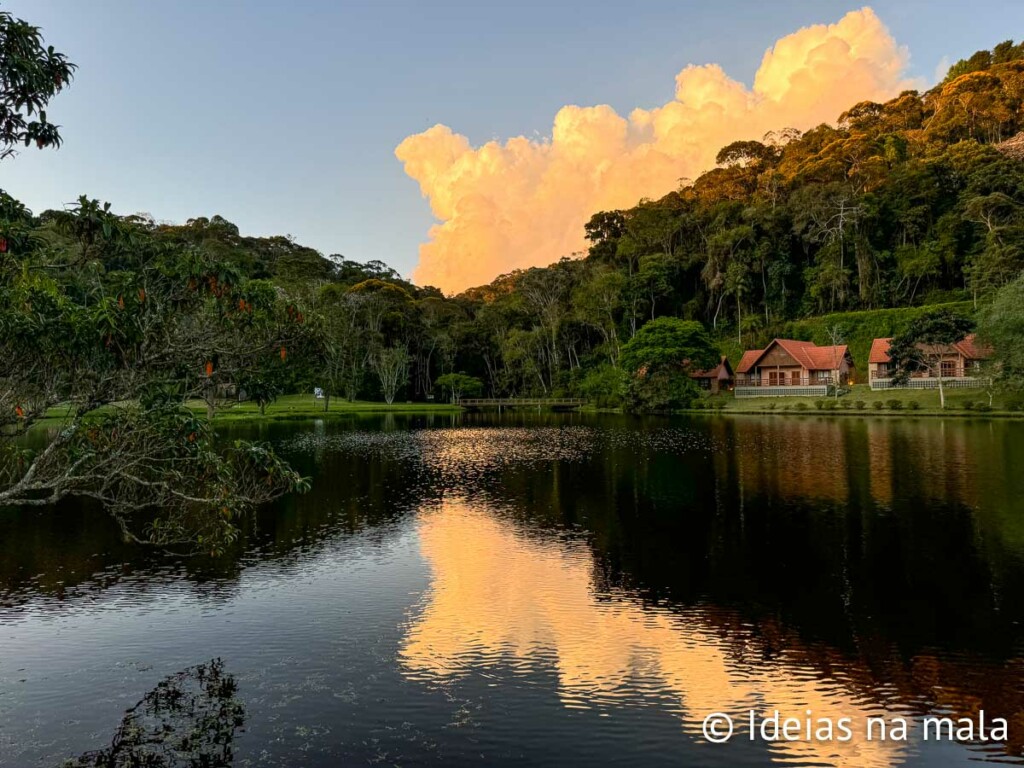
[191,394,461,421]
[32,395,460,426]
[698,384,1022,416]
[33,388,1024,425]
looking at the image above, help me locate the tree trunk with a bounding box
[736,299,742,346]
[937,370,946,410]
[204,383,216,422]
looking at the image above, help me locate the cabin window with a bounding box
[941,360,956,378]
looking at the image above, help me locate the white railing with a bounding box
[735,385,829,398]
[869,377,988,391]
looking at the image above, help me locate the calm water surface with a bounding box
[3,413,1024,766]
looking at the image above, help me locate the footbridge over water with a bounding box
[458,398,587,412]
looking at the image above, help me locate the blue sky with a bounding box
[2,1,1022,279]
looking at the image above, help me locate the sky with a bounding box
[2,1,1023,292]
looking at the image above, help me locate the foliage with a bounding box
[371,344,410,405]
[433,372,482,403]
[977,272,1024,389]
[0,7,76,160]
[620,317,718,374]
[619,317,718,412]
[887,309,974,407]
[578,364,628,408]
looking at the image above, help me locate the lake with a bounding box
[3,413,1024,766]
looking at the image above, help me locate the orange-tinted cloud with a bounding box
[396,7,915,294]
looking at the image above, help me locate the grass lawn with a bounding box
[191,394,461,421]
[31,395,460,427]
[698,384,1022,416]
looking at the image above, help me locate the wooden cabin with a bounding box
[735,339,854,395]
[689,356,734,394]
[868,334,990,388]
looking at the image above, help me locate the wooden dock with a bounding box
[459,398,587,411]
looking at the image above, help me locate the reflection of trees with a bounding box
[65,659,244,768]
[0,420,430,616]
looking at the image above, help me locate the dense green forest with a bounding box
[10,41,1024,403]
[2,4,1024,547]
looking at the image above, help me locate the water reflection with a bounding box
[65,659,244,768]
[402,500,909,766]
[3,414,1024,766]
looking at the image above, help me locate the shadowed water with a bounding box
[2,412,1024,766]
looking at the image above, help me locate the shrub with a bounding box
[963,401,975,411]
[794,402,809,411]
[907,400,921,410]
[578,364,629,409]
[711,399,727,410]
[854,400,866,410]
[823,400,839,410]
[814,399,826,410]
[689,399,705,410]
[765,402,777,411]
[976,403,993,412]
[887,399,903,410]
[872,401,884,410]
[1008,401,1022,412]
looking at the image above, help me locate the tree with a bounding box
[434,372,482,403]
[620,317,718,411]
[1,201,310,551]
[573,267,624,366]
[886,310,974,409]
[237,372,281,416]
[318,285,367,409]
[977,272,1024,390]
[824,324,846,399]
[0,8,76,160]
[372,344,409,405]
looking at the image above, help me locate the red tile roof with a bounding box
[955,334,992,360]
[689,355,734,379]
[869,337,892,364]
[799,343,850,371]
[736,349,763,374]
[737,339,850,373]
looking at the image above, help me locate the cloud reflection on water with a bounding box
[401,500,907,767]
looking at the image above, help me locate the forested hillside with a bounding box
[5,40,1024,410]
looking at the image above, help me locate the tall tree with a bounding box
[886,310,974,409]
